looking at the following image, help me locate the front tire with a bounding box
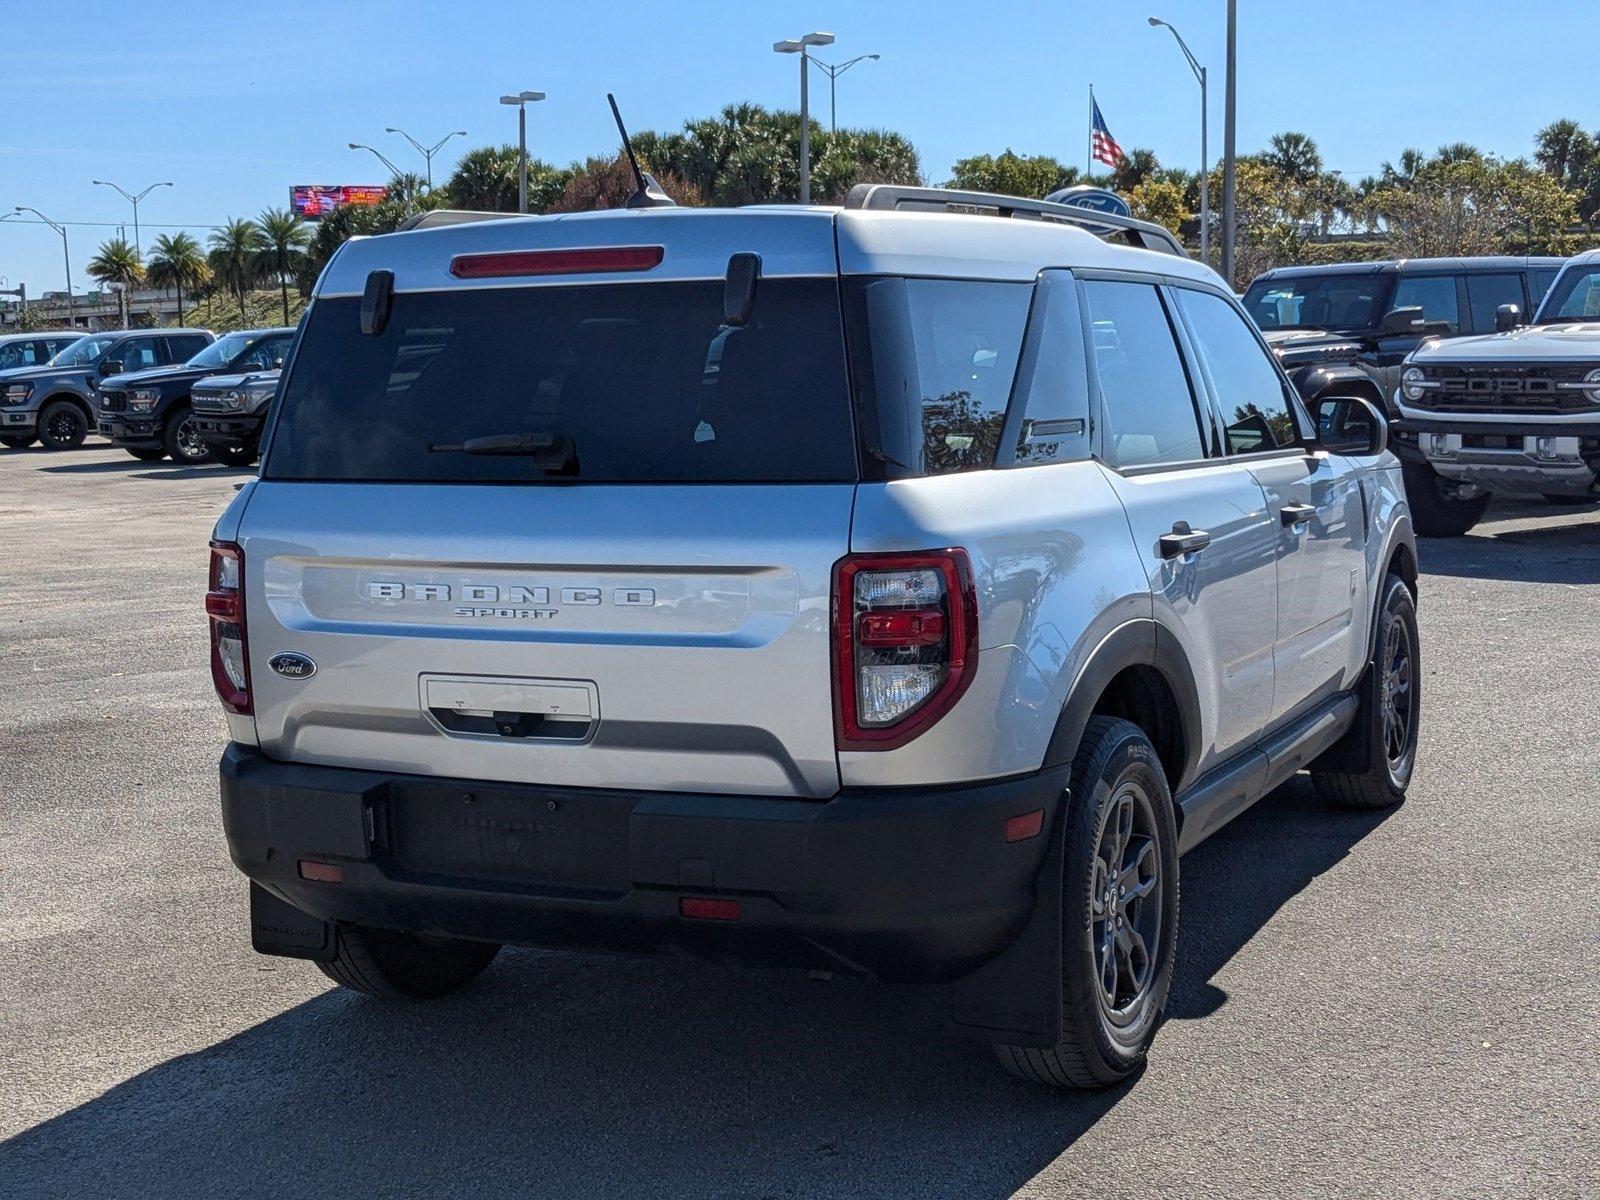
[1402,460,1489,537]
[0,433,35,449]
[316,923,500,999]
[1311,575,1420,810]
[995,716,1179,1088]
[161,403,212,463]
[37,400,88,450]
[125,447,165,462]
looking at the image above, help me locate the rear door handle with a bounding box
[1159,523,1212,559]
[1281,503,1316,528]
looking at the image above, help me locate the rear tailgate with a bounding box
[240,482,850,796]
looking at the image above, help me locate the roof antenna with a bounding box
[608,92,675,209]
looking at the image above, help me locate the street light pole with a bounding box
[1147,18,1209,263]
[809,53,879,133]
[13,206,73,326]
[90,179,171,258]
[774,32,834,204]
[499,91,546,213]
[1222,0,1238,285]
[385,127,469,188]
[348,142,405,179]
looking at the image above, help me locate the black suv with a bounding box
[1242,257,1566,418]
[98,327,296,463]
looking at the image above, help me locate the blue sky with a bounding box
[2,0,1596,297]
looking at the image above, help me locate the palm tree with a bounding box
[1535,119,1592,183]
[86,237,145,329]
[145,232,208,326]
[1110,148,1161,192]
[208,218,264,322]
[1264,132,1323,184]
[253,208,310,325]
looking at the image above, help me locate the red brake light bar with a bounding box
[448,245,665,279]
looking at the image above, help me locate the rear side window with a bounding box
[115,339,161,371]
[1173,287,1300,455]
[1465,273,1525,331]
[844,278,1030,476]
[264,279,857,484]
[1391,275,1460,333]
[168,334,212,362]
[1082,280,1206,469]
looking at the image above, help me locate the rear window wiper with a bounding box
[427,431,577,471]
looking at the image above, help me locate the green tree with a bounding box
[86,236,144,329]
[1535,119,1592,182]
[444,145,570,213]
[208,218,265,322]
[947,150,1078,198]
[1370,157,1578,257]
[253,208,310,325]
[1110,147,1161,192]
[546,155,702,212]
[145,232,209,326]
[1263,132,1323,184]
[1126,179,1190,237]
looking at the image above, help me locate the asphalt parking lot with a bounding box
[1,442,1596,1199]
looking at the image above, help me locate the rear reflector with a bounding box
[449,245,665,279]
[679,897,741,921]
[298,860,344,884]
[1004,810,1045,843]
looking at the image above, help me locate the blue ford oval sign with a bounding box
[269,652,317,680]
[1044,185,1133,235]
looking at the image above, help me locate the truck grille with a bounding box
[99,390,127,414]
[1414,363,1599,414]
[191,393,230,413]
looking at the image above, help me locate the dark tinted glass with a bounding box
[1242,273,1384,331]
[1391,275,1460,333]
[264,280,857,484]
[0,342,40,369]
[238,333,292,370]
[1530,269,1559,307]
[115,339,161,371]
[1174,287,1299,455]
[1009,270,1090,467]
[1465,273,1525,331]
[1538,267,1600,321]
[1083,280,1206,468]
[170,334,212,361]
[844,277,1030,477]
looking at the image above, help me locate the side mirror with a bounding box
[101,359,124,377]
[1382,306,1425,336]
[271,356,285,369]
[1316,395,1388,457]
[1495,303,1522,332]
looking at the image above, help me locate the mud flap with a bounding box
[250,882,336,962]
[945,795,1066,1049]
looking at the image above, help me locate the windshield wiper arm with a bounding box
[427,431,577,470]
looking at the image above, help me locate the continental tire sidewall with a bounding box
[1063,722,1180,1074]
[1376,579,1421,792]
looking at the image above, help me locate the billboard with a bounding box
[290,185,389,221]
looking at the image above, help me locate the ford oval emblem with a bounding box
[269,652,317,680]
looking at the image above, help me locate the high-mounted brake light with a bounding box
[448,245,665,279]
[832,549,978,751]
[207,540,251,714]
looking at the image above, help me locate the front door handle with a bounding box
[1159,522,1212,559]
[1281,503,1316,528]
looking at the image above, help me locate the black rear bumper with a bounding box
[220,743,1068,988]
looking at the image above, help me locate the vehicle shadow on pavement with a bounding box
[0,779,1388,1200]
[1417,519,1600,584]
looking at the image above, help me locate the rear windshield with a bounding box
[263,279,857,483]
[1242,273,1387,332]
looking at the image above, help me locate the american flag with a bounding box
[1091,98,1124,169]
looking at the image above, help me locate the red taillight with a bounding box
[1004,810,1045,843]
[832,549,978,751]
[448,245,665,279]
[207,540,251,715]
[298,860,343,884]
[679,897,741,921]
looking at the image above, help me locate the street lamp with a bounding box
[13,207,74,326]
[90,179,171,258]
[499,91,546,214]
[773,31,834,204]
[385,127,468,188]
[348,142,404,179]
[809,52,879,133]
[1147,17,1209,264]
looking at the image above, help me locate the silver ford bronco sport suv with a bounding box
[212,185,1419,1088]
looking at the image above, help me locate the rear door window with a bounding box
[1173,287,1302,455]
[844,277,1030,476]
[265,279,858,484]
[1465,273,1526,331]
[1082,279,1207,469]
[1391,274,1461,333]
[115,339,161,371]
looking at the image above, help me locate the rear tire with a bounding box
[0,433,35,449]
[994,716,1179,1089]
[125,447,165,462]
[37,400,88,450]
[1402,460,1489,537]
[215,445,258,468]
[316,923,500,999]
[1311,575,1420,810]
[161,403,212,463]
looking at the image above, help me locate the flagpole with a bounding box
[1087,84,1093,178]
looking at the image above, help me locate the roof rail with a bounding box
[842,184,1186,258]
[396,209,518,233]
